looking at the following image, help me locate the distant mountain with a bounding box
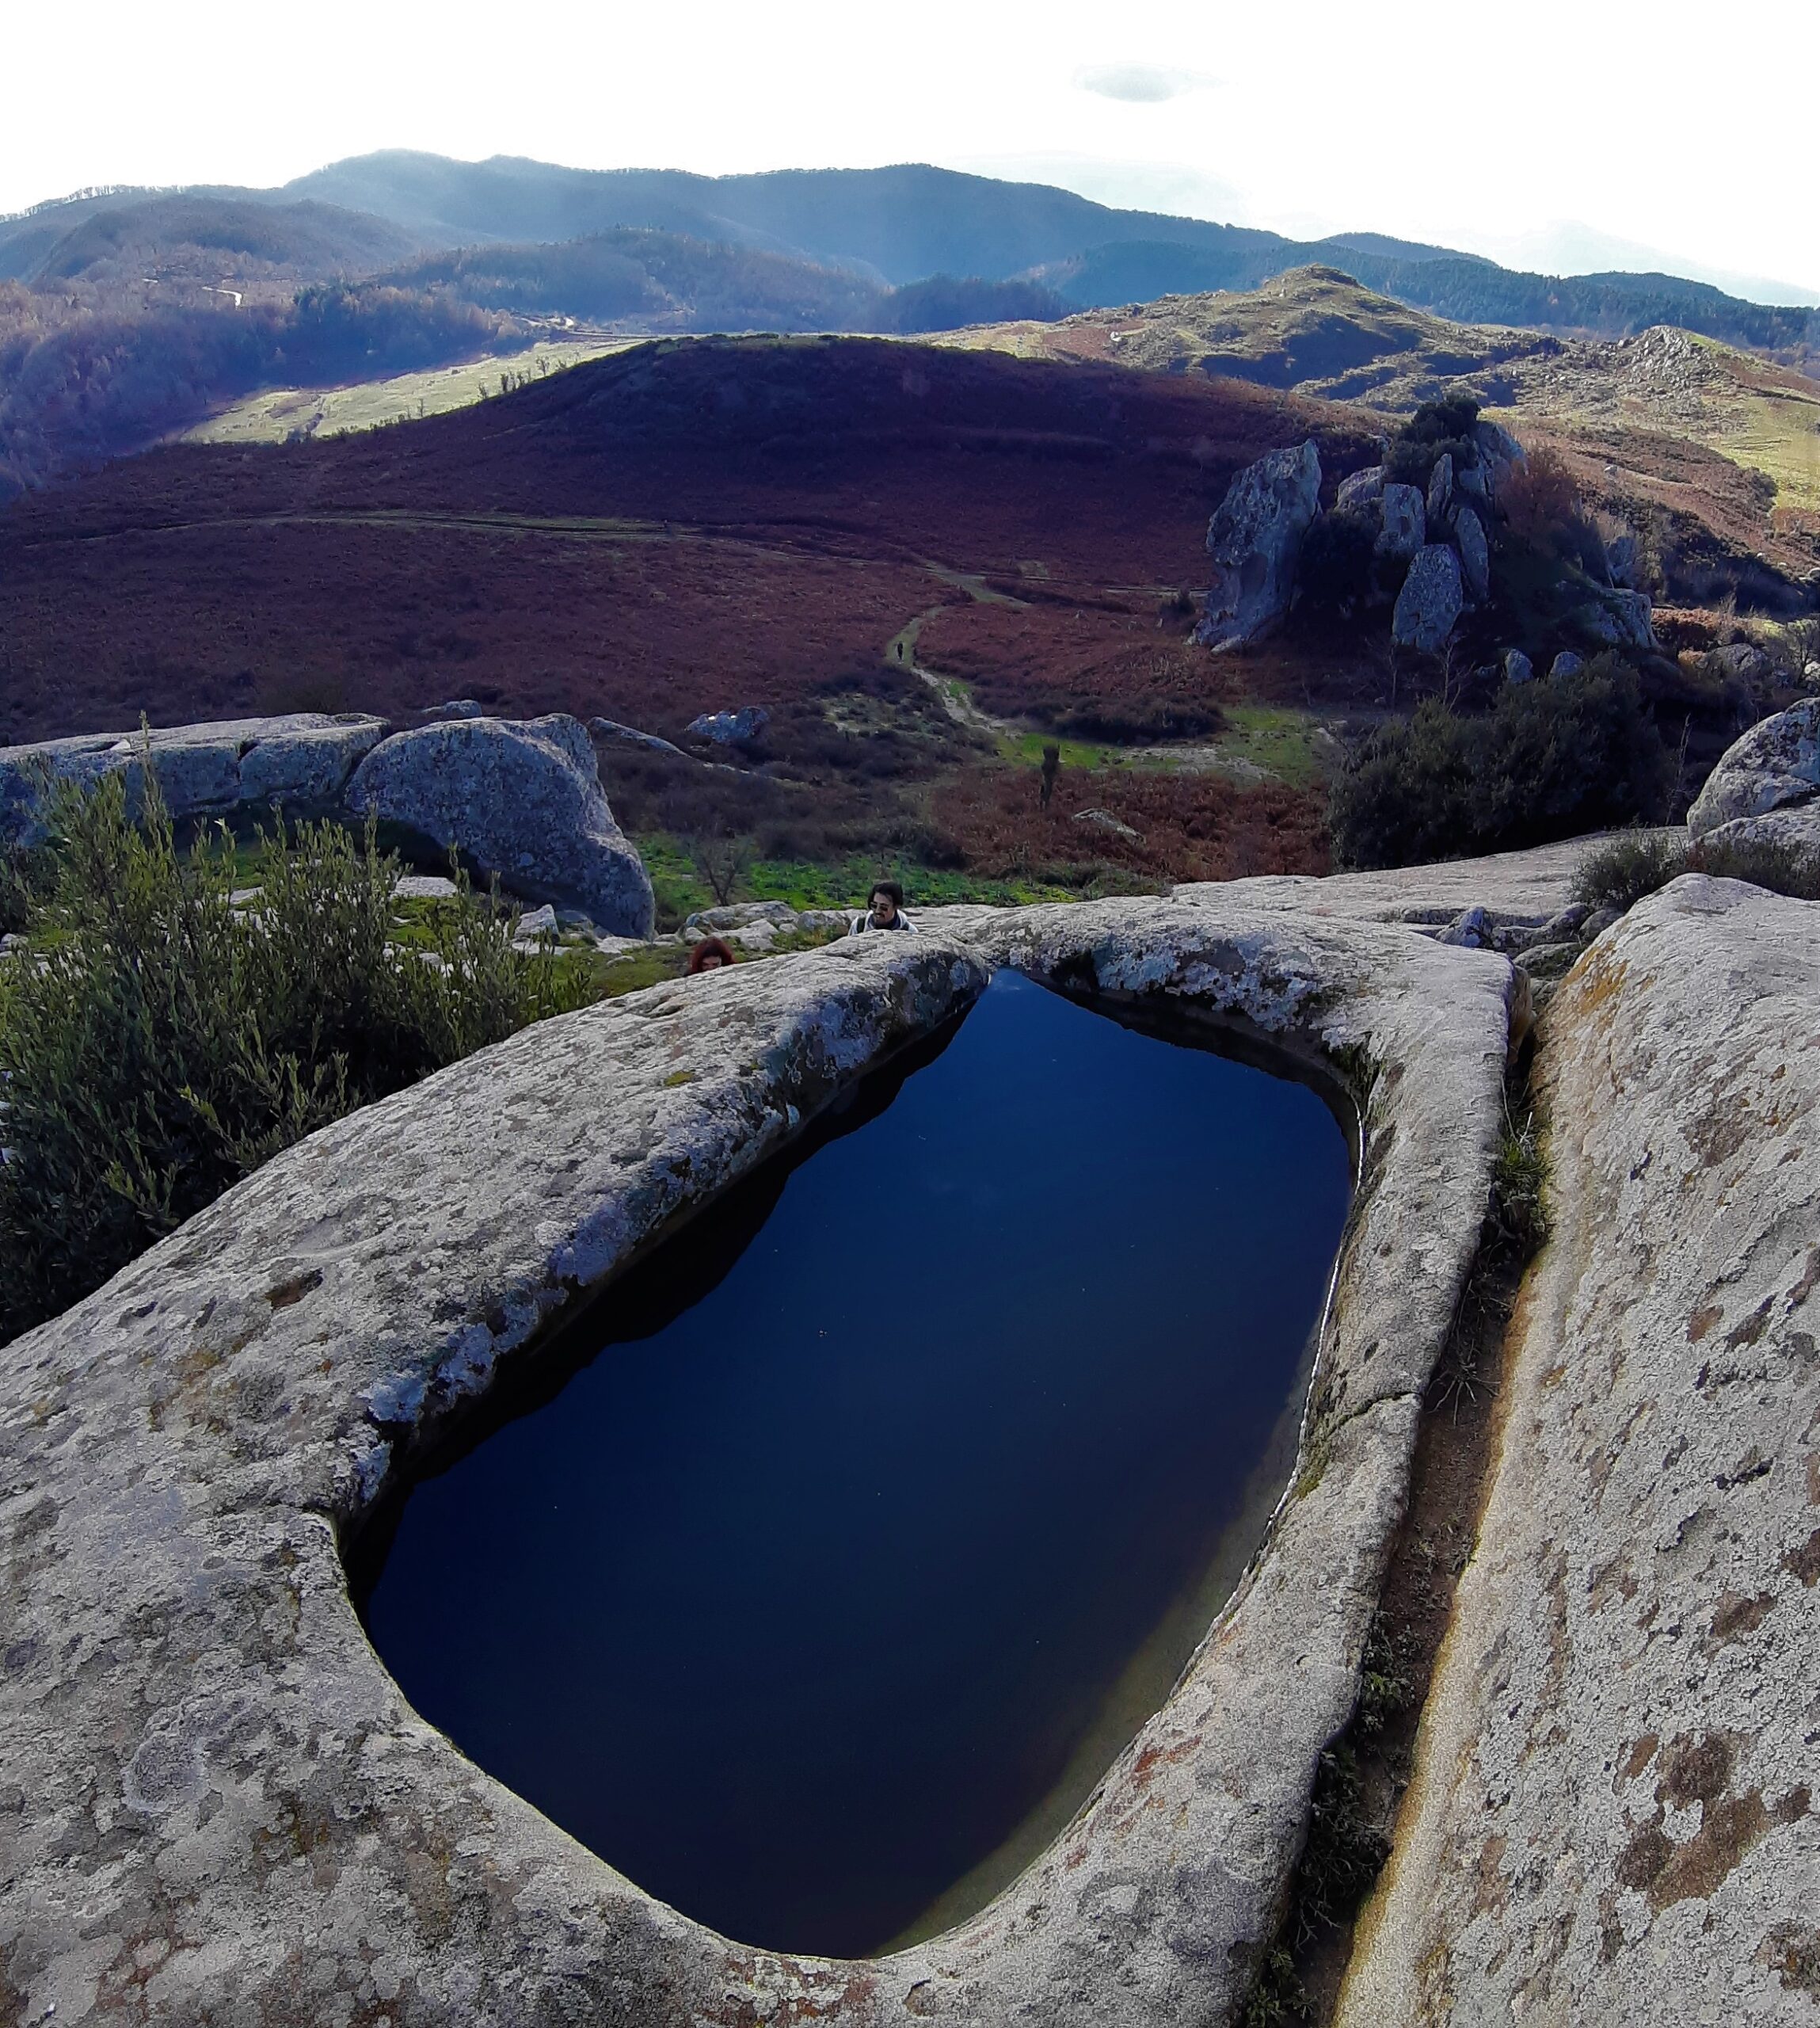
[25,196,423,300]
[6,154,1816,357]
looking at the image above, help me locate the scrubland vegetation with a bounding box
[0,768,587,1343]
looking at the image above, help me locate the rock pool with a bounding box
[356,969,1353,1957]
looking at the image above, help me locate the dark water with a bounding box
[355,971,1352,1957]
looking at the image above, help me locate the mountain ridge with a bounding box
[6,153,1814,356]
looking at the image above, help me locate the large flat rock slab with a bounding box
[0,900,1516,2026]
[0,713,391,846]
[1338,876,1820,2024]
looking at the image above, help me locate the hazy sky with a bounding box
[6,0,1818,298]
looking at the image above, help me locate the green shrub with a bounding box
[1296,507,1382,623]
[1692,833,1820,901]
[0,767,589,1344]
[1573,827,1820,913]
[1571,829,1688,912]
[1384,395,1480,487]
[1329,657,1674,869]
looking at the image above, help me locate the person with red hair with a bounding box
[686,936,737,975]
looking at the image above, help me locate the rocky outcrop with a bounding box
[1392,543,1464,652]
[0,894,1515,2028]
[687,706,770,745]
[1425,452,1453,523]
[1578,585,1656,650]
[1338,877,1820,2025]
[1376,481,1426,559]
[1687,698,1820,836]
[1453,505,1490,601]
[1503,648,1535,684]
[0,712,390,848]
[345,712,656,936]
[1195,440,1323,649]
[1337,465,1385,512]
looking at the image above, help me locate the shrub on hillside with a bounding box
[1571,829,1687,913]
[1573,828,1820,912]
[1384,395,1482,486]
[1329,657,1674,868]
[0,769,588,1344]
[1296,508,1384,623]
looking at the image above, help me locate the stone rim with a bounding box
[0,901,1514,2026]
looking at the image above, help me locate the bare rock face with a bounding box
[1577,585,1656,650]
[0,712,390,848]
[1425,451,1454,523]
[1392,543,1464,653]
[1687,698,1820,836]
[1194,439,1323,649]
[1336,464,1386,513]
[1338,877,1820,2026]
[1453,505,1490,601]
[1472,417,1525,493]
[345,711,656,936]
[1376,481,1426,559]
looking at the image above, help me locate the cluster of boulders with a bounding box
[0,709,656,939]
[1194,421,1655,668]
[1686,694,1820,871]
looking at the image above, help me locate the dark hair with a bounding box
[686,936,737,974]
[869,880,904,909]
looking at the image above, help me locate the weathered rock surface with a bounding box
[1700,801,1820,875]
[0,894,1514,2028]
[1687,697,1820,836]
[1338,877,1820,2025]
[683,899,851,949]
[1552,650,1586,679]
[1503,647,1535,684]
[590,714,692,759]
[1426,451,1454,523]
[0,712,390,848]
[1195,439,1323,649]
[687,705,770,745]
[1453,505,1490,601]
[1393,543,1464,652]
[1377,481,1426,558]
[1473,417,1525,490]
[1336,464,1386,513]
[346,711,655,936]
[1578,585,1656,650]
[1711,641,1775,688]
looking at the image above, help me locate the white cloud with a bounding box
[1073,64,1218,103]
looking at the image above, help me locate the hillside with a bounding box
[946,268,1820,603]
[24,196,424,305]
[0,337,1388,893]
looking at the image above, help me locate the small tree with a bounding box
[688,833,753,908]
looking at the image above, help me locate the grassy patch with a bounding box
[1220,706,1328,788]
[634,833,1078,918]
